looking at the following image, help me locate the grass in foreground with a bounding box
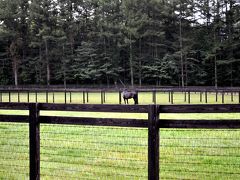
[0,123,240,179]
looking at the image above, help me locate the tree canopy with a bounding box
[0,0,239,87]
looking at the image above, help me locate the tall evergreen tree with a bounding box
[0,0,240,86]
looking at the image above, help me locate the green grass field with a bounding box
[0,92,240,179]
[0,91,239,104]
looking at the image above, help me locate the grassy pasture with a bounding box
[0,92,240,179]
[0,91,239,104]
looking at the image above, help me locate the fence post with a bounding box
[222,92,225,104]
[231,92,233,102]
[18,90,20,103]
[9,91,11,103]
[216,91,218,102]
[205,91,208,103]
[168,91,171,103]
[46,90,48,103]
[101,91,104,104]
[184,91,187,102]
[119,91,122,104]
[0,92,2,102]
[27,91,30,103]
[171,91,174,104]
[83,91,86,104]
[70,91,72,103]
[188,91,191,104]
[35,91,37,103]
[148,105,159,180]
[64,89,67,104]
[153,91,156,104]
[29,103,40,180]
[239,91,240,104]
[86,91,89,103]
[103,91,106,103]
[53,92,55,103]
[152,91,154,103]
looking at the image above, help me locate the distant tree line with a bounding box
[0,0,239,87]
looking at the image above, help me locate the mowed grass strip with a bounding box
[1,123,240,179]
[160,129,240,179]
[0,123,29,179]
[0,123,148,179]
[40,125,148,179]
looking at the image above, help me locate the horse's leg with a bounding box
[133,94,138,104]
[134,98,138,104]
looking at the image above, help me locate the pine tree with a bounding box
[0,0,30,86]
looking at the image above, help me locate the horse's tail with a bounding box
[133,92,138,105]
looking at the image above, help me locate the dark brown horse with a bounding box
[122,89,138,104]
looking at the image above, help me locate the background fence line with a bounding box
[0,87,240,105]
[0,103,240,179]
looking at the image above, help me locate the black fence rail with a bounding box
[1,85,240,91]
[1,87,240,104]
[0,103,240,179]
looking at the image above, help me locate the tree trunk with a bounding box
[228,0,234,87]
[139,38,142,86]
[45,39,50,86]
[63,44,66,89]
[214,0,220,88]
[230,63,233,87]
[129,33,134,87]
[179,10,184,87]
[9,41,19,87]
[13,57,18,86]
[104,35,107,56]
[214,55,218,88]
[21,0,29,60]
[68,1,74,56]
[138,59,142,86]
[214,30,218,89]
[106,75,109,88]
[39,46,42,83]
[185,57,188,87]
[206,0,210,28]
[35,46,41,84]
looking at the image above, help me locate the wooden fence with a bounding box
[0,87,240,104]
[0,103,240,179]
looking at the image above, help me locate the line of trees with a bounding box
[0,0,239,87]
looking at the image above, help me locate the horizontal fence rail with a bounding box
[0,103,240,179]
[40,104,149,113]
[159,104,240,113]
[1,85,240,91]
[40,116,148,127]
[1,87,240,94]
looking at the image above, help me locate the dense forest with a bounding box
[0,0,239,87]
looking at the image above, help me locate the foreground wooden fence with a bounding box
[0,103,240,179]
